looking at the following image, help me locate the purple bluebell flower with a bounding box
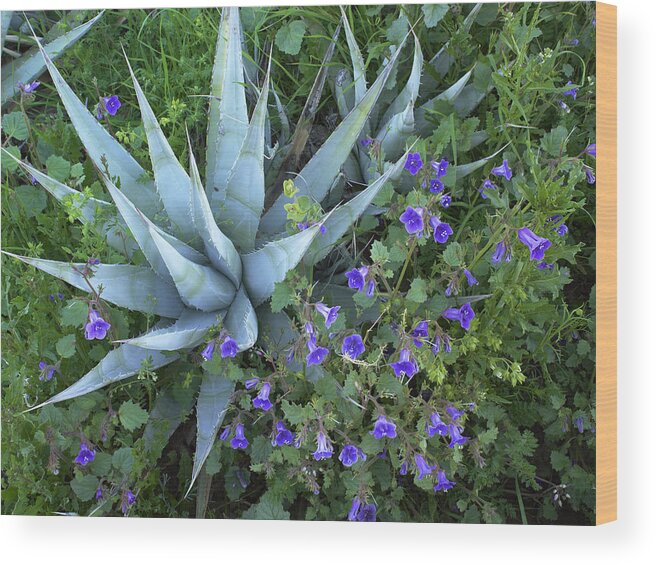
[30,173,38,185]
[559,100,569,112]
[431,335,442,354]
[201,341,215,361]
[434,470,456,492]
[345,266,368,292]
[479,179,496,199]
[404,152,423,176]
[358,503,377,522]
[517,227,552,261]
[84,309,111,340]
[568,38,580,46]
[445,279,456,297]
[573,416,585,433]
[414,454,436,480]
[342,334,365,360]
[586,143,596,157]
[536,261,554,270]
[371,415,397,439]
[563,81,578,99]
[121,490,136,515]
[313,431,333,460]
[74,442,95,466]
[411,321,429,347]
[315,302,340,328]
[297,221,309,231]
[304,321,315,339]
[556,224,568,237]
[463,269,478,287]
[585,167,595,184]
[348,497,362,521]
[338,444,366,467]
[447,424,469,448]
[400,206,424,235]
[440,194,452,208]
[102,95,121,116]
[230,423,249,450]
[244,377,259,390]
[96,105,104,121]
[426,412,449,437]
[390,348,419,379]
[17,81,40,93]
[432,158,449,178]
[446,406,465,421]
[87,258,101,266]
[491,159,513,181]
[95,487,103,501]
[306,337,329,366]
[442,303,475,331]
[429,216,453,244]
[38,361,56,381]
[219,426,231,441]
[491,240,512,264]
[429,178,445,194]
[399,460,409,475]
[273,421,294,446]
[253,382,272,411]
[360,136,373,148]
[366,279,376,297]
[220,336,238,358]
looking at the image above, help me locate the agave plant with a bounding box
[1,10,103,106]
[333,3,501,192]
[2,6,500,495]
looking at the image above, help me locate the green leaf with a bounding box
[206,7,249,216]
[275,20,306,55]
[242,226,321,307]
[250,436,273,465]
[55,334,76,358]
[370,241,390,264]
[71,474,99,501]
[260,42,405,235]
[340,8,367,106]
[61,299,89,328]
[1,145,20,173]
[15,184,47,217]
[541,126,569,158]
[443,242,463,267]
[314,376,338,402]
[3,252,186,318]
[118,400,149,432]
[253,494,290,520]
[221,71,269,251]
[89,452,112,476]
[407,278,428,303]
[187,139,242,286]
[2,111,28,140]
[1,12,105,105]
[387,14,409,44]
[188,370,235,495]
[112,447,134,475]
[32,32,161,217]
[124,56,194,241]
[123,309,221,351]
[148,226,237,312]
[422,4,449,28]
[45,154,71,182]
[550,450,570,472]
[27,337,178,411]
[223,287,258,351]
[270,281,295,313]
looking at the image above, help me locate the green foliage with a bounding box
[1,3,596,525]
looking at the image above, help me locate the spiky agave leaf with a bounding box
[1,11,104,106]
[5,7,429,498]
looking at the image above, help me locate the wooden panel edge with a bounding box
[595,1,617,526]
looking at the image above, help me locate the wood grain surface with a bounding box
[595,1,617,526]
